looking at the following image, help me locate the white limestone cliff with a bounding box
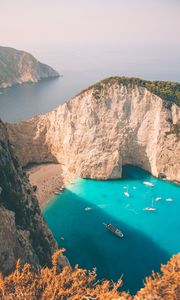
[7,79,180,183]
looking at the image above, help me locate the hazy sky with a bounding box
[0,0,180,80]
[1,0,179,47]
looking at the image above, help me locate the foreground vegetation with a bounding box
[0,250,179,300]
[80,76,180,107]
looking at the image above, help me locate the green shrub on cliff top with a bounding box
[79,76,180,107]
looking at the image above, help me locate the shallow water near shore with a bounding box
[43,165,180,294]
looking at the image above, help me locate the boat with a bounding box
[144,197,157,211]
[103,223,124,238]
[84,207,92,211]
[143,181,154,187]
[144,207,156,211]
[155,197,162,201]
[166,198,173,202]
[55,191,60,195]
[124,191,130,197]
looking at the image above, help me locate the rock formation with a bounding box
[0,46,59,89]
[7,77,180,183]
[0,120,67,276]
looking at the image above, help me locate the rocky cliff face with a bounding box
[0,120,67,275]
[0,46,59,89]
[7,78,180,183]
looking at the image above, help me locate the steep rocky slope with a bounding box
[0,46,59,89]
[0,120,67,275]
[7,77,180,183]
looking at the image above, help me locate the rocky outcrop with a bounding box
[0,46,59,89]
[0,120,67,275]
[7,78,180,183]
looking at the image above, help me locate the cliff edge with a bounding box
[0,120,67,275]
[7,77,180,183]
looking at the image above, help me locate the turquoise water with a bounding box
[43,166,180,294]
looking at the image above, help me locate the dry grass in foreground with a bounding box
[0,250,179,300]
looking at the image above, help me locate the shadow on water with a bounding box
[43,188,170,294]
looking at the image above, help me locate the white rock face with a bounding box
[7,81,180,183]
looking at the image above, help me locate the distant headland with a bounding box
[0,46,59,89]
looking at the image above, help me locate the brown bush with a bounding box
[0,250,179,300]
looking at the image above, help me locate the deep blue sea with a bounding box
[43,166,180,294]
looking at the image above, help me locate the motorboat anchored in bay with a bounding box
[124,191,130,197]
[143,181,154,187]
[144,207,156,211]
[55,191,61,195]
[103,223,124,238]
[84,207,93,211]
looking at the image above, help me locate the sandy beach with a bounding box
[26,163,75,208]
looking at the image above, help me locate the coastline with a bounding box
[25,162,180,209]
[26,163,75,208]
